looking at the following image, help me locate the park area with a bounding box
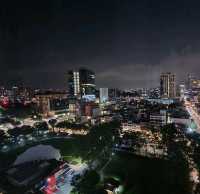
[0,121,121,168]
[0,137,89,169]
[0,138,192,194]
[102,152,192,194]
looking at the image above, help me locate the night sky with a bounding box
[1,0,200,89]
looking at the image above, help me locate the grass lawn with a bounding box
[62,155,83,165]
[103,152,192,194]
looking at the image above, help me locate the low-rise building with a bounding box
[35,91,67,117]
[150,110,169,129]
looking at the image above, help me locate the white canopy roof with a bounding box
[14,144,61,165]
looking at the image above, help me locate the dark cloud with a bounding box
[1,0,200,88]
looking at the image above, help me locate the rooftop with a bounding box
[6,159,66,187]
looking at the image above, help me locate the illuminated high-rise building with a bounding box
[179,84,185,100]
[191,79,200,90]
[187,74,193,90]
[79,68,96,97]
[68,68,95,97]
[11,86,20,102]
[67,70,80,97]
[100,88,108,103]
[160,72,176,98]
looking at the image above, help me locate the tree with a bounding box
[83,121,121,161]
[7,126,34,136]
[0,130,6,141]
[21,126,34,135]
[48,119,57,132]
[34,121,49,135]
[95,187,107,194]
[161,124,177,144]
[72,170,100,194]
[56,121,88,131]
[7,127,21,137]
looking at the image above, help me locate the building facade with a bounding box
[68,70,80,96]
[160,72,176,98]
[68,68,96,97]
[99,88,108,103]
[35,92,67,116]
[79,68,96,97]
[150,110,169,129]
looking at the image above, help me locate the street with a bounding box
[185,100,200,133]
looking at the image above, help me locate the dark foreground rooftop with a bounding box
[0,159,68,194]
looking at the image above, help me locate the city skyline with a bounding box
[1,1,200,194]
[1,0,200,88]
[0,67,197,90]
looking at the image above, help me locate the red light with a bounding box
[44,176,57,194]
[0,97,9,109]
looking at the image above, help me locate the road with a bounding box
[185,100,200,133]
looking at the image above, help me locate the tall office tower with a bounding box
[179,84,185,100]
[0,87,5,97]
[68,68,95,97]
[186,74,200,90]
[189,76,200,90]
[11,86,20,102]
[160,72,176,98]
[67,70,80,96]
[187,74,193,90]
[100,88,108,103]
[79,68,96,97]
[108,88,120,99]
